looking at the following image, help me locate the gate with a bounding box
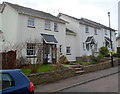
[1,50,16,69]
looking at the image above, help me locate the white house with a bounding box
[58,13,117,61]
[0,2,67,64]
[0,2,117,63]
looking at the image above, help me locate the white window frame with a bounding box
[66,46,71,55]
[26,43,36,56]
[60,45,62,55]
[85,26,89,33]
[94,28,97,35]
[54,23,58,32]
[105,29,107,35]
[45,20,51,30]
[28,17,35,27]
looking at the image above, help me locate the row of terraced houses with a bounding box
[0,2,117,64]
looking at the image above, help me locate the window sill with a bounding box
[66,53,71,55]
[45,29,51,31]
[27,26,35,28]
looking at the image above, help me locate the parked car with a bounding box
[0,69,34,94]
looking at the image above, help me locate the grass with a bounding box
[21,69,31,75]
[37,64,55,72]
[21,64,68,75]
[75,62,92,66]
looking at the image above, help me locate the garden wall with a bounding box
[28,59,120,85]
[82,59,119,73]
[28,69,75,85]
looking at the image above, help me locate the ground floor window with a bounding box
[27,43,36,56]
[66,46,71,55]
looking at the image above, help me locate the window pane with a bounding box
[45,20,51,30]
[28,17,34,27]
[27,43,36,56]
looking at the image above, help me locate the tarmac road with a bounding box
[60,73,119,92]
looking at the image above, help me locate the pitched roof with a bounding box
[4,2,66,24]
[59,13,116,31]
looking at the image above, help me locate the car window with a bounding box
[2,73,15,90]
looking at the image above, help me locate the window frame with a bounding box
[45,20,51,30]
[60,45,62,55]
[85,26,89,33]
[94,28,97,35]
[66,46,71,55]
[28,17,35,28]
[26,43,36,56]
[105,29,107,35]
[54,23,58,32]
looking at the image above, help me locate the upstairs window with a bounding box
[28,17,35,27]
[105,29,107,35]
[27,43,36,56]
[85,26,89,33]
[94,28,97,35]
[45,20,51,30]
[54,23,58,32]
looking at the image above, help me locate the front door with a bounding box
[43,42,57,64]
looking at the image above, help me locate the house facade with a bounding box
[0,2,117,63]
[0,2,67,64]
[58,13,117,61]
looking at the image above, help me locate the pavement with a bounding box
[35,66,119,93]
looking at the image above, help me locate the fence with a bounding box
[1,50,16,69]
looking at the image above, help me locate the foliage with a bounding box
[99,47,109,57]
[22,64,68,75]
[90,55,103,64]
[75,62,92,66]
[79,55,90,62]
[114,47,120,57]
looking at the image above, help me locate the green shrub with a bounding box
[99,47,109,57]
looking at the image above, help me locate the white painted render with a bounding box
[2,4,18,51]
[59,13,117,61]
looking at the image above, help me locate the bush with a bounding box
[90,55,103,64]
[114,47,120,57]
[99,47,109,57]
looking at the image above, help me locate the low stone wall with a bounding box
[28,69,75,85]
[28,59,120,85]
[82,62,111,73]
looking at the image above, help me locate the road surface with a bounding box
[60,73,119,92]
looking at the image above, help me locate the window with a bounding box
[105,29,107,35]
[28,17,35,27]
[27,43,36,56]
[94,28,97,35]
[2,73,14,90]
[54,23,58,32]
[60,45,62,55]
[66,46,71,55]
[85,26,89,33]
[45,20,51,30]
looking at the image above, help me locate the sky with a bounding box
[0,0,119,30]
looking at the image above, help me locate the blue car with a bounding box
[0,69,34,94]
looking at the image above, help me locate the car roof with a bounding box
[0,69,21,73]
